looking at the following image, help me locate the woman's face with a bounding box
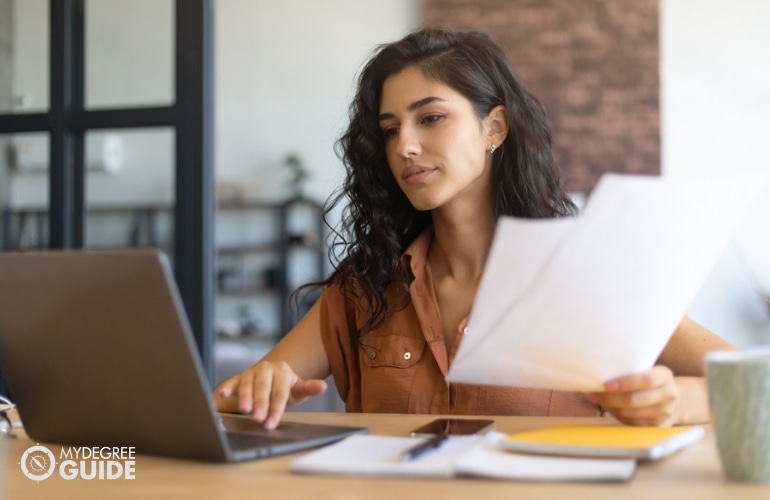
[378,66,497,212]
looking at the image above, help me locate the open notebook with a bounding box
[0,250,366,462]
[291,433,637,482]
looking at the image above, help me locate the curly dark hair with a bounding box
[302,28,576,336]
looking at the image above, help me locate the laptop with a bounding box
[0,249,366,462]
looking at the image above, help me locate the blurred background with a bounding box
[1,1,768,404]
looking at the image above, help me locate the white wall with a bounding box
[661,0,770,346]
[214,0,421,202]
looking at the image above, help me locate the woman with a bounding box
[214,28,733,428]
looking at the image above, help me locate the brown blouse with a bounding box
[319,229,602,417]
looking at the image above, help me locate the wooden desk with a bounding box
[2,412,768,499]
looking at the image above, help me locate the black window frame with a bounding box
[0,0,215,387]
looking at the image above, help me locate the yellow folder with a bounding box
[500,424,704,460]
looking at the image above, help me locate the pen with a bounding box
[400,434,449,462]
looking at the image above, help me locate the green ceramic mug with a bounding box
[705,348,770,483]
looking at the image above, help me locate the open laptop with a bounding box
[0,249,366,462]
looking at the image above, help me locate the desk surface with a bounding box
[2,411,768,499]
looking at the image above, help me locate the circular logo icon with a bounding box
[20,444,57,482]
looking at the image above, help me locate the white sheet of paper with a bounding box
[447,174,765,391]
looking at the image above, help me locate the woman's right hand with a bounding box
[213,360,328,429]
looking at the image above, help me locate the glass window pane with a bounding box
[1,0,50,113]
[84,128,174,251]
[85,0,174,109]
[1,132,50,250]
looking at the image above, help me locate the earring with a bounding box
[489,144,496,154]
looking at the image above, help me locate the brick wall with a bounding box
[423,0,659,193]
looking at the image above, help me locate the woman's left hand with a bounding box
[587,365,681,426]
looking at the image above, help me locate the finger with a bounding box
[212,384,240,413]
[235,363,276,420]
[289,379,328,404]
[603,366,673,392]
[263,374,329,429]
[610,402,677,427]
[590,381,679,427]
[589,386,667,410]
[235,370,256,415]
[263,366,298,429]
[247,364,279,423]
[215,376,240,398]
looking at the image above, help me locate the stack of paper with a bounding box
[447,174,765,391]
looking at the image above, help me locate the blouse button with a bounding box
[369,351,376,360]
[403,352,412,360]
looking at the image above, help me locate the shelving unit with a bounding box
[215,198,326,340]
[1,205,171,251]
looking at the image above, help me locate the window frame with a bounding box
[0,0,215,384]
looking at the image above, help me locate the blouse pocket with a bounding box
[359,334,427,413]
[361,334,426,368]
